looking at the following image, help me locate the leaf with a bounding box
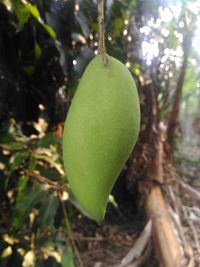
[0,133,15,144]
[38,194,59,231]
[11,0,30,29]
[75,11,90,38]
[12,184,44,229]
[9,151,28,173]
[23,65,35,75]
[130,63,142,77]
[3,234,19,245]
[108,194,119,209]
[130,0,137,7]
[169,33,179,50]
[34,42,42,60]
[26,4,56,39]
[26,4,40,20]
[17,175,29,193]
[43,24,56,39]
[36,133,60,147]
[34,153,64,176]
[68,189,93,219]
[62,247,75,267]
[22,250,36,267]
[0,134,25,151]
[37,167,61,181]
[28,156,37,172]
[1,246,13,258]
[12,1,56,39]
[113,18,123,37]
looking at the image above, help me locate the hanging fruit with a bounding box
[63,54,140,222]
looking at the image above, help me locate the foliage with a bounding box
[0,0,65,134]
[0,120,77,266]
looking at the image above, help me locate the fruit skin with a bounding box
[63,54,140,222]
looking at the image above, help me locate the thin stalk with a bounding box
[98,0,108,66]
[59,193,84,267]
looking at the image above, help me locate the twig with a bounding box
[167,185,188,251]
[175,179,200,202]
[98,0,108,66]
[59,193,84,267]
[26,170,67,191]
[183,206,200,251]
[126,241,152,267]
[118,220,152,267]
[184,206,200,221]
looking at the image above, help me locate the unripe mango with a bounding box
[63,54,140,222]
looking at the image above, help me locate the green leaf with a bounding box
[169,33,179,50]
[9,151,28,173]
[28,156,37,172]
[62,247,75,267]
[23,65,35,75]
[34,42,42,60]
[38,195,59,231]
[11,0,30,29]
[0,134,25,151]
[36,133,60,147]
[26,3,56,39]
[130,0,137,7]
[12,1,56,39]
[38,167,61,181]
[130,63,142,77]
[17,175,29,193]
[113,18,123,37]
[43,24,56,39]
[26,3,40,20]
[12,184,44,229]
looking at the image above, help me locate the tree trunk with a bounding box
[166,29,193,162]
[136,83,181,267]
[197,81,200,116]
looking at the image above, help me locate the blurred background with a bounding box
[0,0,200,266]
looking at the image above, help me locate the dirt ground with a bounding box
[72,203,158,267]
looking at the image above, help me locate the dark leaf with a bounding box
[12,184,44,229]
[38,194,59,231]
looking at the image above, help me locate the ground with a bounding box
[72,203,158,267]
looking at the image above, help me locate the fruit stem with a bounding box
[98,0,108,67]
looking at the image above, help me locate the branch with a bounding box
[175,179,200,202]
[166,28,194,160]
[26,170,66,191]
[98,0,108,66]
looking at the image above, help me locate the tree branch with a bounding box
[98,0,108,66]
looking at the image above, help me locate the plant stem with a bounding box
[59,193,84,267]
[98,0,108,66]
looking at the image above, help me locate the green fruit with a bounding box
[63,54,140,222]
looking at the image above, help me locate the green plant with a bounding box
[0,129,77,267]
